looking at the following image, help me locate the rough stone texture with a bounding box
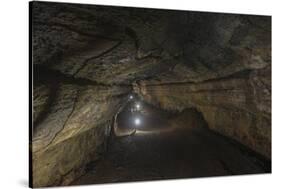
[32,1,271,187]
[32,2,271,85]
[134,66,271,158]
[32,65,131,187]
[131,13,271,158]
[32,82,130,187]
[33,84,51,123]
[32,2,178,85]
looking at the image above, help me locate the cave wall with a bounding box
[134,9,271,158]
[133,14,271,158]
[31,1,271,186]
[33,81,130,187]
[31,2,182,85]
[31,2,139,187]
[31,5,200,186]
[134,66,271,158]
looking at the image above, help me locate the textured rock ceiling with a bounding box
[32,2,271,187]
[33,2,270,85]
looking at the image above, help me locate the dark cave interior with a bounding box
[72,96,270,185]
[31,1,271,187]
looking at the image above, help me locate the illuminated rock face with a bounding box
[31,1,271,187]
[131,10,271,159]
[33,80,130,186]
[134,66,271,158]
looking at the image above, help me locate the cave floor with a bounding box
[72,103,270,186]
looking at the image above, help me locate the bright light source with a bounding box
[136,103,140,110]
[129,95,133,99]
[134,118,141,126]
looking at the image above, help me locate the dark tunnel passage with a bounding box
[31,2,271,187]
[71,95,271,185]
[115,95,176,134]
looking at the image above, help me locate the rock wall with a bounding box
[32,64,131,187]
[132,12,271,159]
[31,2,139,186]
[134,66,271,159]
[33,80,130,187]
[31,2,271,186]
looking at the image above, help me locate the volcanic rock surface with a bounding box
[31,1,271,187]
